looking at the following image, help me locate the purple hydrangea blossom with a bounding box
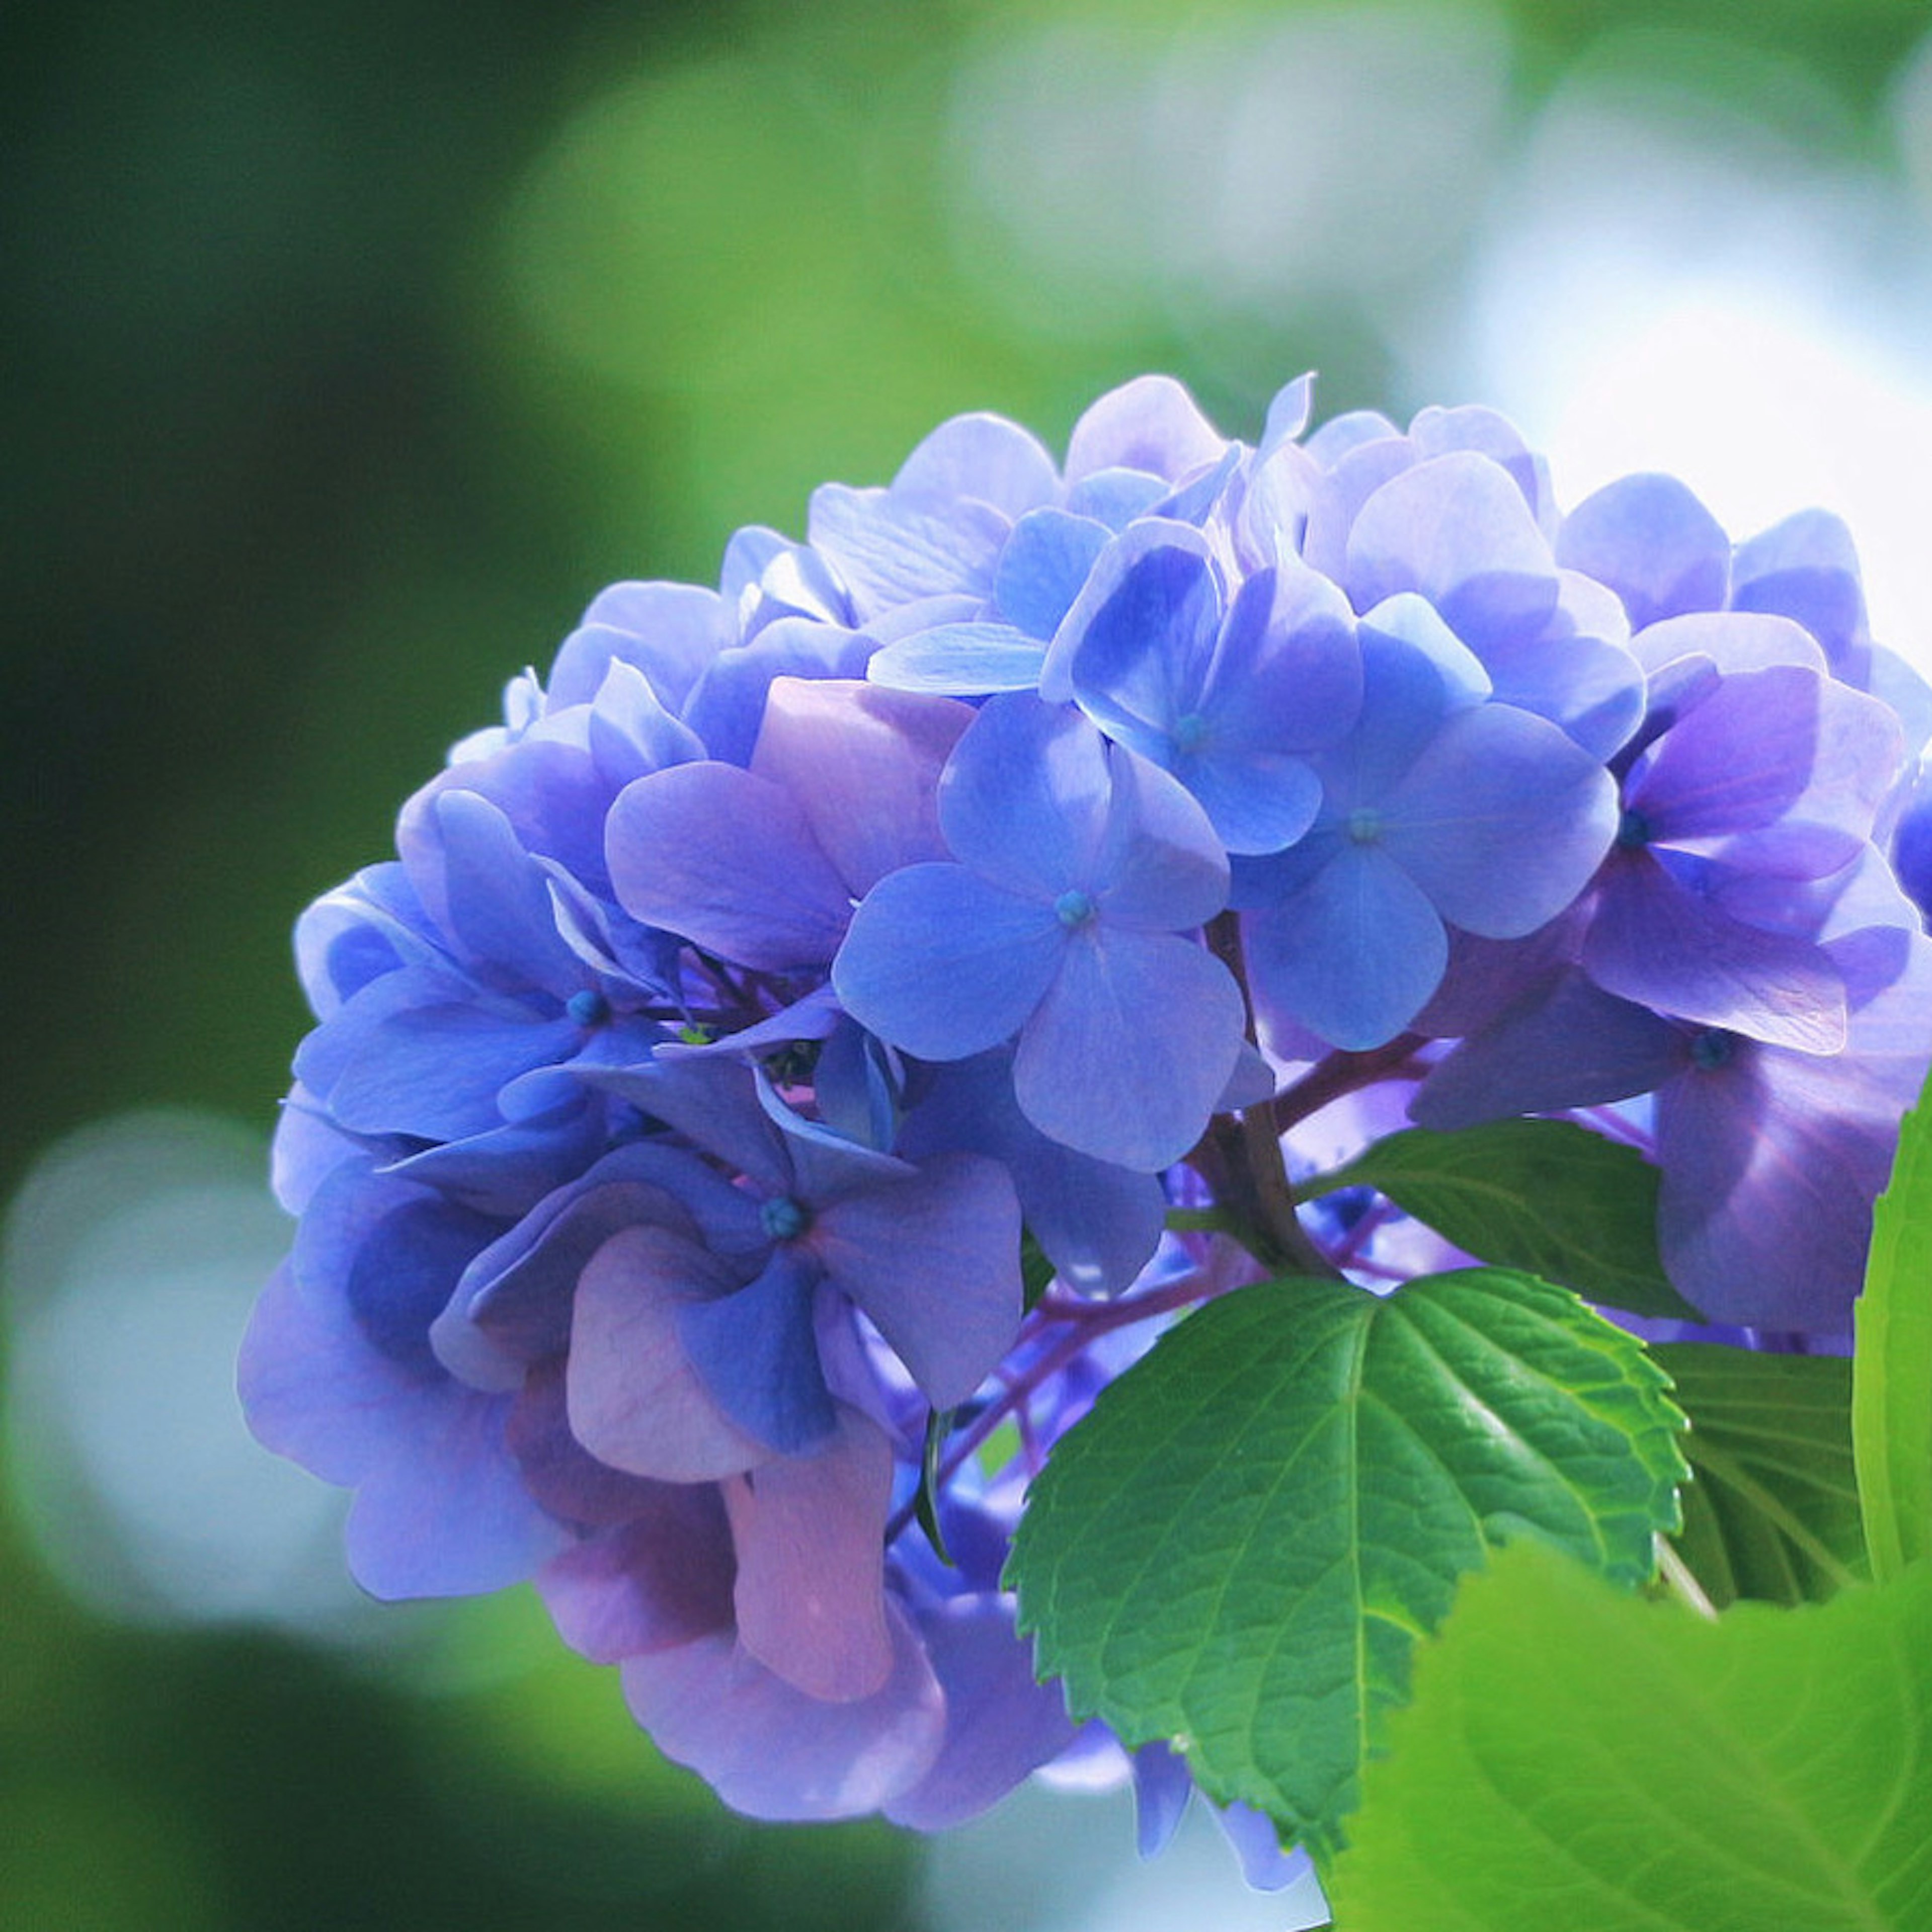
[832,695,1246,1170]
[242,370,1932,1869]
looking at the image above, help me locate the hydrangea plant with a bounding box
[242,375,1932,1922]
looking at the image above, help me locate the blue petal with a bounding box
[865,623,1046,696]
[677,1248,837,1455]
[938,696,1112,899]
[1014,927,1245,1170]
[898,1049,1165,1297]
[1090,748,1230,931]
[994,508,1111,639]
[1244,847,1448,1049]
[1383,701,1618,939]
[1556,472,1730,631]
[833,864,1065,1061]
[1346,451,1560,649]
[1040,518,1219,716]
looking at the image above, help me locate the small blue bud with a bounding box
[1171,711,1211,754]
[1055,889,1098,929]
[567,989,610,1027]
[1616,807,1651,851]
[1689,1028,1736,1072]
[760,1195,810,1241]
[1344,807,1383,846]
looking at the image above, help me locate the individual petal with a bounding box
[536,1495,737,1662]
[751,677,970,896]
[606,760,853,970]
[1336,596,1492,802]
[724,1405,895,1702]
[680,614,875,766]
[1408,403,1553,524]
[1729,506,1867,659]
[753,1067,910,1203]
[809,1150,1023,1406]
[889,411,1061,520]
[865,624,1048,696]
[1258,371,1316,454]
[939,695,1113,897]
[1555,472,1730,630]
[1179,752,1323,859]
[603,1057,796,1197]
[325,997,581,1143]
[419,788,586,996]
[833,863,1065,1061]
[1630,665,1901,874]
[808,482,1009,620]
[434,1164,712,1390]
[1063,374,1226,484]
[341,1386,570,1600]
[1132,1742,1195,1860]
[1476,570,1644,761]
[1629,609,1824,678]
[1382,701,1619,939]
[1044,518,1221,726]
[676,1247,838,1456]
[1203,558,1362,757]
[1217,1805,1315,1893]
[1243,847,1448,1051]
[1013,927,1246,1170]
[1063,465,1169,529]
[882,1598,1081,1830]
[1656,1045,1889,1330]
[1344,451,1560,646]
[509,1358,722,1536]
[292,862,435,1017]
[566,1226,774,1482]
[619,1599,945,1822]
[652,985,843,1062]
[239,1265,568,1598]
[994,509,1112,639]
[402,737,612,901]
[1583,852,1847,1052]
[586,657,706,791]
[1410,970,1684,1130]
[1090,746,1231,931]
[550,580,731,709]
[897,1050,1166,1297]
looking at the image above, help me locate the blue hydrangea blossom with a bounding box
[241,372,1932,1871]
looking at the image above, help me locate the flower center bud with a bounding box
[1055,889,1098,929]
[1345,808,1383,846]
[1689,1028,1737,1072]
[1616,807,1652,851]
[1172,711,1210,754]
[566,988,610,1027]
[760,1195,810,1241]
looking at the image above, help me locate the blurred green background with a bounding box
[8,2,1932,1926]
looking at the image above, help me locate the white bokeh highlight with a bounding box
[2,1110,376,1636]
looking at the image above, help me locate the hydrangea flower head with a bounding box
[242,371,1931,1862]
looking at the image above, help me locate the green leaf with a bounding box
[1327,1542,1932,1930]
[1005,1268,1686,1863]
[1657,1343,1866,1607]
[1019,1230,1056,1312]
[1854,1075,1932,1584]
[1316,1120,1700,1319]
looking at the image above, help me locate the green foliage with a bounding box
[1315,1119,1700,1319]
[1006,1268,1685,1864]
[1854,1078,1932,1583]
[1326,1542,1932,1931]
[1658,1343,1866,1607]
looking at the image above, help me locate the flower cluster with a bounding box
[243,375,1932,1856]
